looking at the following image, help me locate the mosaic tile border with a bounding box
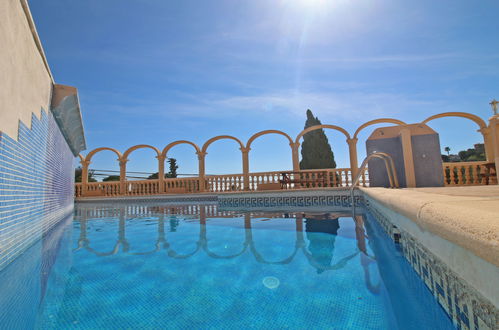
[365,201,498,330]
[218,190,363,209]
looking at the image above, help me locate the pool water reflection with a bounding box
[1,203,454,329]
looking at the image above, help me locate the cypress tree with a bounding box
[299,109,336,169]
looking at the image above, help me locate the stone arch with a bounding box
[161,140,201,158]
[203,244,248,259]
[422,112,491,160]
[246,130,294,149]
[201,135,245,153]
[165,243,202,259]
[293,125,352,171]
[422,112,487,130]
[250,244,300,265]
[77,153,85,163]
[84,147,122,163]
[123,144,160,161]
[295,124,351,144]
[353,118,406,140]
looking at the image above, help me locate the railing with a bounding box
[442,161,494,186]
[350,152,399,215]
[206,174,245,192]
[127,180,159,195]
[75,168,367,198]
[75,161,493,198]
[83,181,121,197]
[164,177,200,193]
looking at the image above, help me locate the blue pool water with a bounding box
[0,203,454,329]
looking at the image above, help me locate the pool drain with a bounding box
[262,276,280,289]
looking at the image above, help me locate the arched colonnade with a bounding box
[78,112,496,195]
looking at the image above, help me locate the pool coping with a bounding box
[359,187,499,268]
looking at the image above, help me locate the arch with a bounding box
[84,147,122,163]
[202,135,245,153]
[422,112,487,130]
[123,144,160,160]
[161,140,201,158]
[295,124,351,144]
[353,118,406,140]
[77,153,85,163]
[203,243,249,259]
[246,130,294,149]
[165,242,202,259]
[250,244,300,265]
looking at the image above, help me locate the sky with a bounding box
[30,0,499,179]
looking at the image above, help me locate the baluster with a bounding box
[456,165,464,185]
[450,166,457,185]
[464,166,471,185]
[479,164,486,185]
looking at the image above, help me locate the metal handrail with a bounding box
[350,152,399,212]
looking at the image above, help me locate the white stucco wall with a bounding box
[0,0,54,139]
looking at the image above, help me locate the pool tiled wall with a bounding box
[366,202,498,330]
[0,110,74,270]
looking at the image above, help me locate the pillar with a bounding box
[157,155,166,193]
[479,127,494,162]
[347,138,359,181]
[81,160,90,197]
[241,147,250,190]
[399,128,416,188]
[489,115,499,183]
[197,151,207,192]
[119,159,128,195]
[291,142,300,171]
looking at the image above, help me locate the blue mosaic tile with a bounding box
[365,198,499,330]
[0,109,74,270]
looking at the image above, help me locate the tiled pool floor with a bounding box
[0,204,454,329]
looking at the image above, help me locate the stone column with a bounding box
[241,147,250,190]
[157,155,166,194]
[347,138,359,181]
[399,128,416,188]
[119,159,128,195]
[478,127,494,162]
[489,115,499,183]
[291,142,300,171]
[197,151,207,192]
[81,160,90,197]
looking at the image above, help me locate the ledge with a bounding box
[360,186,499,267]
[50,84,86,156]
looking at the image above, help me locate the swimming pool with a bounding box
[0,203,454,329]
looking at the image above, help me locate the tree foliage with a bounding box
[441,143,485,162]
[74,167,97,182]
[147,158,179,179]
[166,158,179,178]
[299,109,336,170]
[102,175,120,182]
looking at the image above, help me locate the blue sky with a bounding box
[31,0,499,178]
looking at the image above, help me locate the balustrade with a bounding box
[75,161,493,198]
[442,161,493,186]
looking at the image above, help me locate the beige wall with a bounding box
[0,0,54,139]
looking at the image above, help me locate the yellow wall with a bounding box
[0,0,53,139]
